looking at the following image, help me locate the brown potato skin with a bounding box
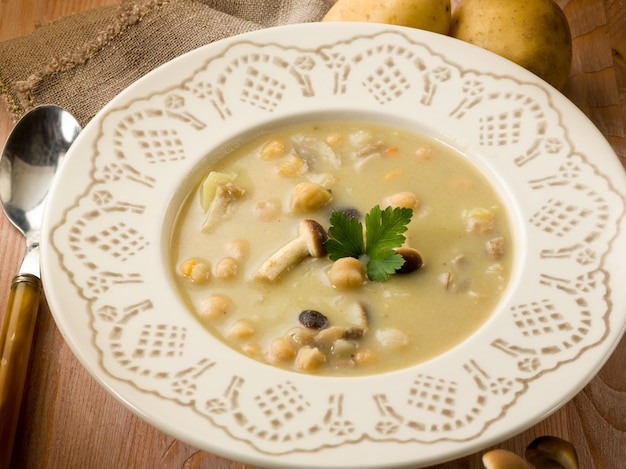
[450,0,572,89]
[323,0,452,35]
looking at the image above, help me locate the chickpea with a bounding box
[354,348,377,366]
[375,328,410,350]
[295,346,326,371]
[325,132,343,147]
[384,191,420,210]
[277,154,307,177]
[242,343,262,357]
[228,319,256,340]
[327,257,365,288]
[253,199,281,222]
[259,139,287,160]
[214,257,238,280]
[227,239,249,260]
[197,295,230,320]
[290,181,331,213]
[268,337,297,363]
[179,259,210,283]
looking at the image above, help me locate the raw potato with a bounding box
[449,0,572,89]
[323,0,451,35]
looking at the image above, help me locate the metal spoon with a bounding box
[0,105,81,465]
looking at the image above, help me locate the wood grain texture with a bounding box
[1,0,625,468]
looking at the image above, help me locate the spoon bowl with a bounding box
[0,105,80,466]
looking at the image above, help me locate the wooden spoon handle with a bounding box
[0,274,41,467]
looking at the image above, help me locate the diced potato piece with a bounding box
[290,181,331,213]
[214,257,238,280]
[179,259,211,283]
[349,129,373,147]
[332,339,358,357]
[199,171,236,211]
[228,319,255,340]
[197,294,230,320]
[375,328,410,350]
[295,346,326,371]
[259,139,288,160]
[277,154,307,177]
[463,207,496,233]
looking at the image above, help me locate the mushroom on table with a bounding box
[525,436,579,469]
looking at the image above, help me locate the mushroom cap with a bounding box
[525,436,579,469]
[299,219,328,257]
[482,449,531,469]
[395,246,424,274]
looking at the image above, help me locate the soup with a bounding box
[171,121,513,376]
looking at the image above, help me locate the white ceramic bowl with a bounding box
[41,22,626,468]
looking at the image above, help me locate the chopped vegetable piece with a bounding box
[290,181,332,213]
[259,139,287,160]
[199,171,236,211]
[462,207,496,233]
[201,181,245,232]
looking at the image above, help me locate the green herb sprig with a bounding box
[325,205,413,282]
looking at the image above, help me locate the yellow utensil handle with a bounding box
[0,274,41,467]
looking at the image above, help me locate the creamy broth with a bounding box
[171,121,513,376]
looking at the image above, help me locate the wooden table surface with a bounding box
[1,1,625,468]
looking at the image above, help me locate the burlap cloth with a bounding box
[0,0,331,127]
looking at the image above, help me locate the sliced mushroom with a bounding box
[395,246,424,274]
[292,135,339,171]
[486,236,506,259]
[482,449,531,469]
[524,436,579,469]
[345,301,369,329]
[353,140,385,158]
[253,219,328,281]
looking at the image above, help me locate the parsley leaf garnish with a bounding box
[325,210,365,260]
[325,205,413,282]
